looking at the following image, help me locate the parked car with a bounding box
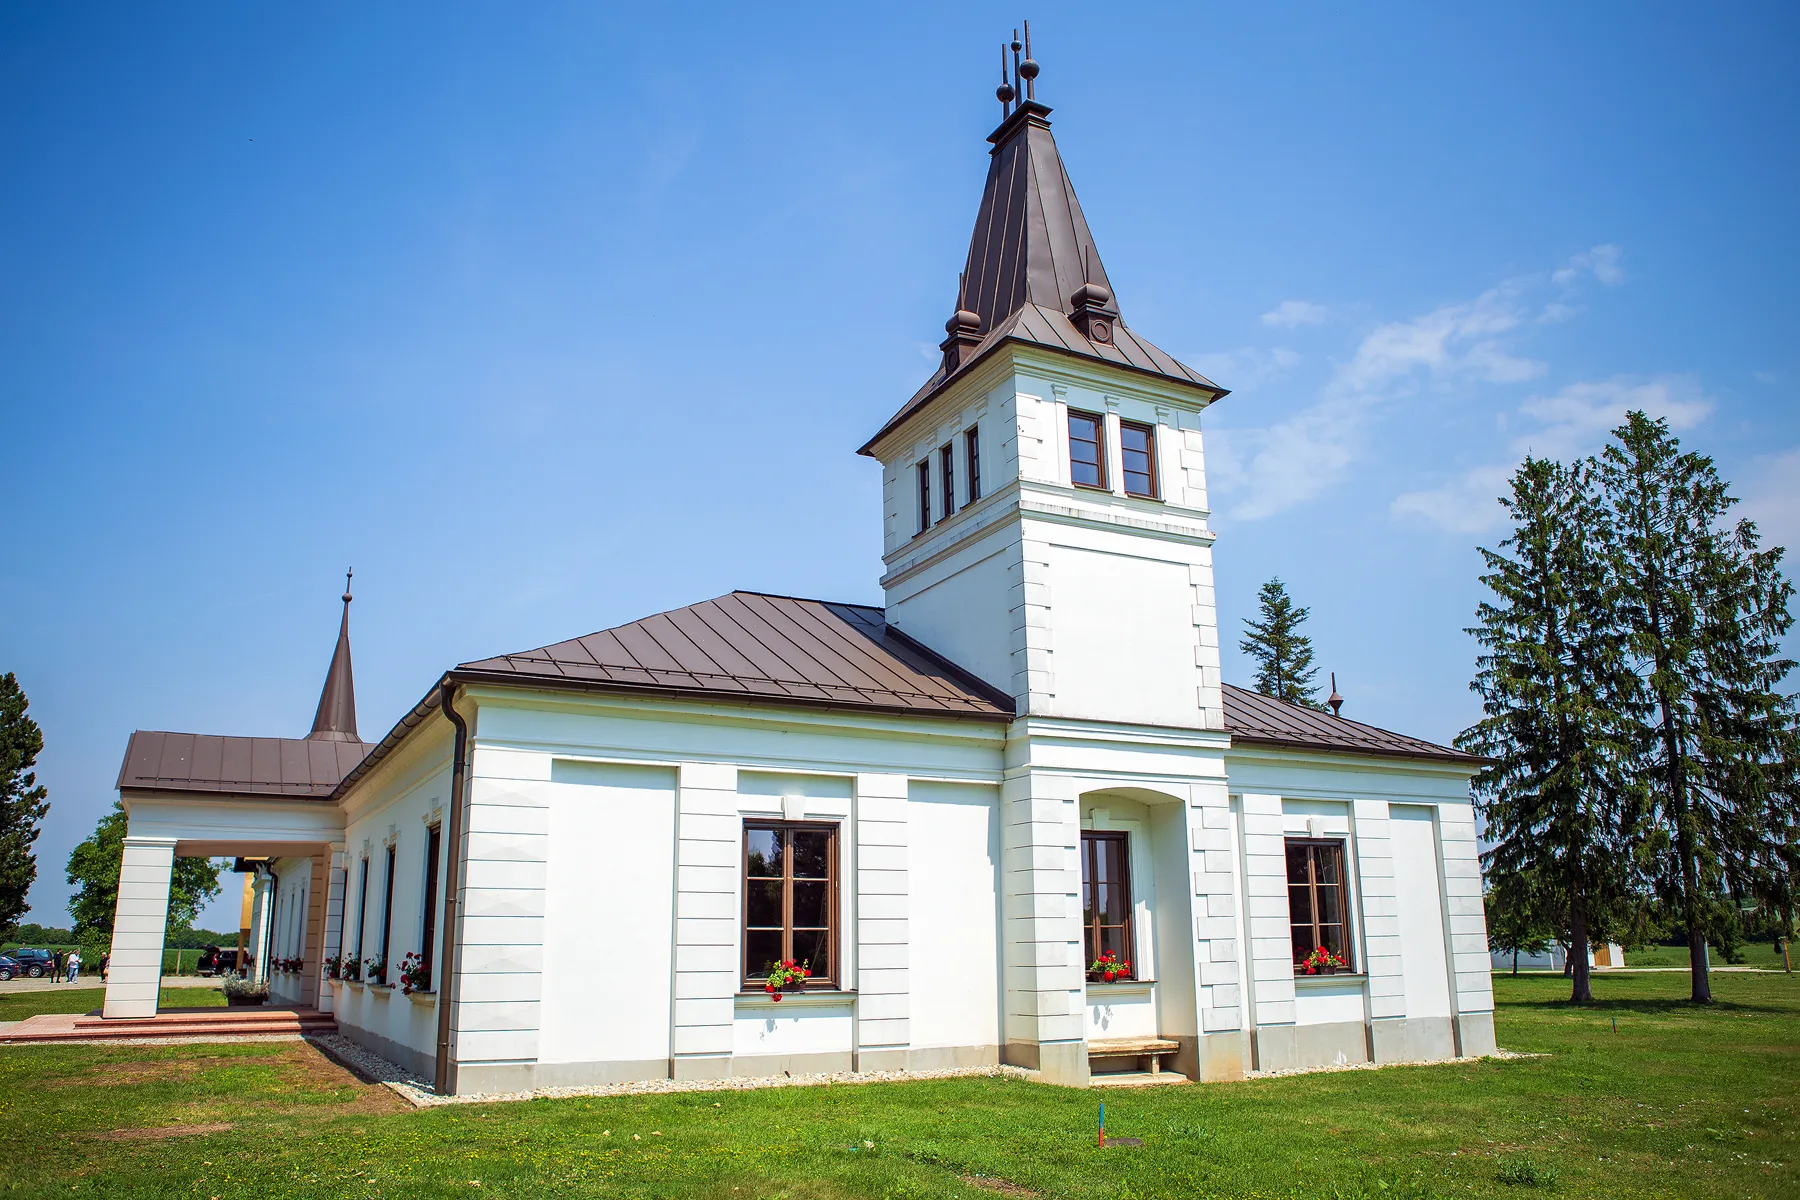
[8,948,56,978]
[0,955,17,982]
[195,945,236,977]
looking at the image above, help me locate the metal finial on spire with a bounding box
[1328,672,1344,717]
[1011,30,1023,102]
[343,566,353,605]
[996,43,1016,112]
[1020,19,1038,99]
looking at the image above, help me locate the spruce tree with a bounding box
[1457,457,1646,1003]
[1596,412,1799,1004]
[1240,577,1324,709]
[0,673,50,934]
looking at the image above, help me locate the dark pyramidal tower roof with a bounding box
[861,33,1222,453]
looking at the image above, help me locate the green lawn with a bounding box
[0,971,1792,1198]
[1612,941,1788,969]
[0,985,224,1021]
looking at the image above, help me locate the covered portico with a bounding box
[103,584,368,1020]
[106,789,348,1018]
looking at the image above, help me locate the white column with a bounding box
[102,836,178,1018]
[247,872,271,985]
[1239,794,1295,1033]
[1438,801,1497,1054]
[451,760,549,1092]
[671,761,739,1080]
[318,846,347,1014]
[854,773,909,1069]
[1000,766,1085,1084]
[1189,777,1244,1078]
[1353,800,1406,1029]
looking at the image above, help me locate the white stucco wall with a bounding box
[906,780,1001,1054]
[538,761,676,1069]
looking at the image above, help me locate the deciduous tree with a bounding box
[66,800,221,946]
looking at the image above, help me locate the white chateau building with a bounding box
[105,63,1494,1094]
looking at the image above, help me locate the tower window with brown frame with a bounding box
[1068,409,1108,490]
[916,461,932,534]
[1286,839,1353,972]
[1120,419,1159,499]
[1080,830,1134,978]
[743,822,838,988]
[939,443,957,520]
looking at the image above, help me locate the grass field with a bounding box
[0,971,1791,1198]
[0,986,224,1021]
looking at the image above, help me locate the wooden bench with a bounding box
[1087,1037,1181,1075]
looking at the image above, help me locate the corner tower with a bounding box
[860,54,1229,732]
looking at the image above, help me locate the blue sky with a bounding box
[3,4,1796,933]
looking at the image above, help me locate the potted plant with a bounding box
[762,958,811,1001]
[1301,946,1348,976]
[223,975,268,1007]
[1088,951,1132,983]
[364,956,388,987]
[398,952,430,996]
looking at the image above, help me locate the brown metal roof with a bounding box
[860,100,1223,456]
[455,591,1016,720]
[1220,683,1478,766]
[117,730,371,798]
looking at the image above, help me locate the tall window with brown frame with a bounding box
[743,822,838,988]
[1068,409,1107,489]
[418,823,442,992]
[965,426,981,502]
[916,461,931,534]
[1120,419,1158,499]
[1286,839,1353,973]
[939,443,956,520]
[1080,831,1134,978]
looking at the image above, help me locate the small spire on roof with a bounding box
[1020,19,1039,100]
[996,44,1015,115]
[1328,672,1344,717]
[308,570,360,743]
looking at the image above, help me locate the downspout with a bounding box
[434,678,470,1096]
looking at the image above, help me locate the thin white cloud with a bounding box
[1551,243,1624,287]
[1190,345,1300,388]
[1260,300,1329,328]
[1213,278,1549,520]
[1391,376,1713,534]
[1751,370,1777,385]
[1738,446,1800,555]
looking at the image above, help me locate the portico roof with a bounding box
[117,731,370,799]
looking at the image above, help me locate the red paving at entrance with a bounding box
[0,1006,336,1043]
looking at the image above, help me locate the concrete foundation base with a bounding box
[1194,1031,1249,1081]
[1006,1039,1090,1086]
[1369,1015,1457,1065]
[1455,1011,1497,1058]
[1253,1020,1370,1073]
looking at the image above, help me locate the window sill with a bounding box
[367,983,395,996]
[1085,979,1154,998]
[1071,481,1112,494]
[735,989,855,1009]
[1293,973,1366,988]
[1123,491,1163,503]
[331,979,363,990]
[407,990,438,1007]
